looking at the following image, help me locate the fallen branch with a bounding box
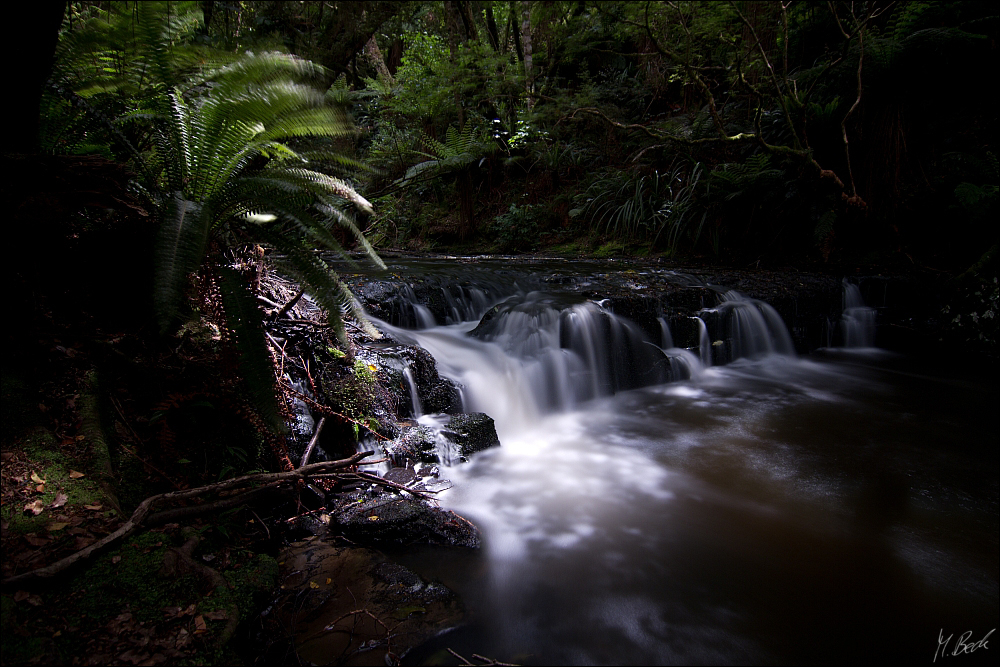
[327,470,438,501]
[273,286,306,319]
[300,416,327,467]
[2,452,372,589]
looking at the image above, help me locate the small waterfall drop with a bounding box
[840,279,876,347]
[696,317,712,366]
[401,364,422,417]
[712,290,795,360]
[658,316,674,349]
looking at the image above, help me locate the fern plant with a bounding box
[396,124,495,187]
[61,5,387,430]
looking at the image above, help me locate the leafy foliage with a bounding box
[573,163,704,251]
[45,7,386,431]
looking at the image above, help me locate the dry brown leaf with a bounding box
[24,500,45,515]
[47,522,70,532]
[182,604,197,616]
[69,470,86,479]
[35,484,46,493]
[24,534,49,547]
[111,555,121,564]
[26,595,43,607]
[50,492,68,508]
[13,590,31,602]
[203,610,228,621]
[193,616,207,634]
[84,504,103,511]
[30,472,46,485]
[74,536,97,549]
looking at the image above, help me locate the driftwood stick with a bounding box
[341,470,437,501]
[1,452,373,589]
[145,481,288,526]
[300,417,326,468]
[256,295,283,309]
[274,287,306,319]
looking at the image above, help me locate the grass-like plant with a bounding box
[573,163,704,252]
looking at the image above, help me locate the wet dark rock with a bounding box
[384,413,500,466]
[330,491,480,548]
[275,542,465,665]
[383,466,416,486]
[398,345,462,414]
[442,413,500,460]
[385,424,439,465]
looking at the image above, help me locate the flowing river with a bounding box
[341,259,997,665]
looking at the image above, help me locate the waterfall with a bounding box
[377,276,796,440]
[710,290,795,360]
[840,279,876,347]
[401,364,422,417]
[696,316,712,366]
[658,316,674,349]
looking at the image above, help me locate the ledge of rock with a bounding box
[330,491,480,548]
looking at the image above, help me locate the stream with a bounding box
[343,259,997,665]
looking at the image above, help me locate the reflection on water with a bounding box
[368,272,997,665]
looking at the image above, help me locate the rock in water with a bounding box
[330,492,480,548]
[442,413,501,460]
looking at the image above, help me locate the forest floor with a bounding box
[1,310,283,666]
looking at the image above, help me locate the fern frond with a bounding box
[216,264,284,431]
[153,194,209,334]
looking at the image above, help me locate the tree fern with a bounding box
[70,12,387,430]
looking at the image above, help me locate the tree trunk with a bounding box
[364,35,393,84]
[484,2,501,51]
[521,1,534,107]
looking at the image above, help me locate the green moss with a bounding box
[213,554,280,615]
[592,241,622,258]
[68,531,201,624]
[2,431,112,535]
[321,359,377,423]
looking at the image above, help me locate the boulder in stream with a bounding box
[385,413,500,466]
[330,491,480,548]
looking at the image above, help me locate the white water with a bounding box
[366,274,996,665]
[840,279,877,347]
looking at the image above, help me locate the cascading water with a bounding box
[401,364,422,417]
[840,279,877,347]
[348,260,995,665]
[695,316,712,366]
[713,290,795,359]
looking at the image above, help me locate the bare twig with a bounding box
[339,470,438,501]
[300,416,326,468]
[2,452,372,588]
[273,287,306,319]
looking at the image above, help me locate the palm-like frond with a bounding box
[54,9,383,430]
[148,50,382,336]
[216,265,283,430]
[153,195,209,334]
